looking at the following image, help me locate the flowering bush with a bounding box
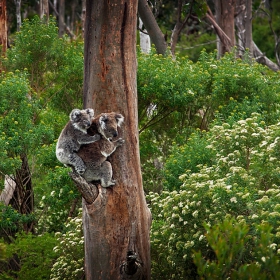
[148,113,280,279]
[50,211,84,280]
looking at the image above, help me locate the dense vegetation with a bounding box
[0,17,280,279]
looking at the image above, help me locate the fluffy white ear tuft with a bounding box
[85,108,94,118]
[115,114,124,127]
[70,109,81,121]
[99,114,108,131]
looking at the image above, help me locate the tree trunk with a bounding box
[236,0,253,56]
[10,154,35,233]
[205,5,233,56]
[138,0,167,55]
[0,0,7,54]
[214,0,236,57]
[81,0,151,279]
[244,0,252,53]
[170,0,194,56]
[58,0,65,37]
[15,0,21,32]
[139,17,151,53]
[40,0,49,20]
[81,0,86,37]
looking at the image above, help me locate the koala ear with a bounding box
[70,109,81,121]
[85,108,94,118]
[99,114,108,130]
[115,114,124,127]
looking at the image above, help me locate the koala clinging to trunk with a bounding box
[56,108,100,175]
[77,112,125,188]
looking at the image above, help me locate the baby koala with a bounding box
[56,108,100,174]
[77,112,125,188]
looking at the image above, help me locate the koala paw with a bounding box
[116,138,125,147]
[102,179,116,188]
[75,167,86,175]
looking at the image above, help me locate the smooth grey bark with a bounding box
[15,0,21,31]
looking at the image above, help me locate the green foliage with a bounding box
[0,71,54,176]
[36,165,80,233]
[148,114,280,279]
[0,232,59,280]
[194,219,280,279]
[50,212,84,280]
[138,50,280,192]
[164,130,215,191]
[1,15,83,113]
[252,1,280,61]
[0,204,35,233]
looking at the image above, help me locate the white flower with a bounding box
[192,210,199,218]
[261,257,266,263]
[230,197,237,203]
[199,235,205,241]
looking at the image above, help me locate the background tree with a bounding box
[39,0,49,20]
[0,0,7,54]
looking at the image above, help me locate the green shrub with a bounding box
[194,218,280,279]
[0,71,54,176]
[2,16,83,113]
[0,232,58,280]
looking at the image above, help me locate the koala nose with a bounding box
[113,131,118,137]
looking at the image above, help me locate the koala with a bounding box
[77,112,125,188]
[56,108,100,174]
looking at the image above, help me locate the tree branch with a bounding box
[253,41,280,71]
[205,5,233,53]
[48,0,76,39]
[69,172,98,204]
[138,0,167,55]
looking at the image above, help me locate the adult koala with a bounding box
[56,108,100,174]
[77,112,125,188]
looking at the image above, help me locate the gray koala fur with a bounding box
[56,108,100,174]
[77,112,125,188]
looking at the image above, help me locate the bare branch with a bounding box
[69,172,98,204]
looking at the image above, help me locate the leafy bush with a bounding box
[0,71,53,175]
[0,232,58,280]
[138,50,280,192]
[36,165,80,233]
[2,15,83,113]
[194,218,280,279]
